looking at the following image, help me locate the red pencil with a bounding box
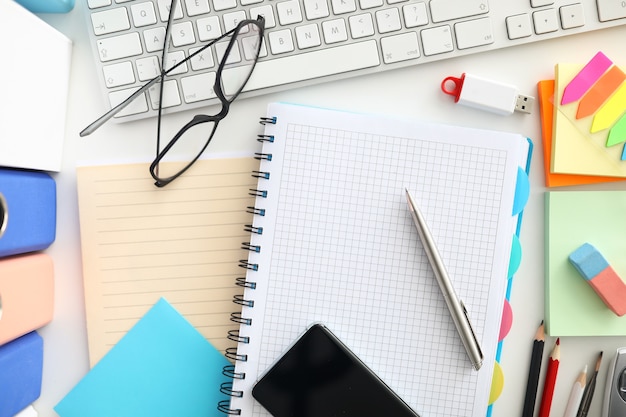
[538,338,561,417]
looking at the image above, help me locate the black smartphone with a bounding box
[252,323,420,417]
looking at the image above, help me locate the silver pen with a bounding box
[405,188,484,371]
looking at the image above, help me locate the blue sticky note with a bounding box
[55,298,231,417]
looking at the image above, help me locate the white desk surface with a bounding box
[35,3,626,416]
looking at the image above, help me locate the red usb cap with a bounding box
[441,74,466,102]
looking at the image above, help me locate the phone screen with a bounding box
[252,324,420,417]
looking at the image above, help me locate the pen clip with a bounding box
[460,300,484,370]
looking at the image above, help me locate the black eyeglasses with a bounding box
[81,1,265,187]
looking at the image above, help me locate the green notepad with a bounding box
[55,298,231,417]
[545,191,626,336]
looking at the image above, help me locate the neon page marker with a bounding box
[576,66,626,119]
[606,114,626,148]
[591,81,626,132]
[561,51,612,105]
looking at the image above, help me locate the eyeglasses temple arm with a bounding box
[79,76,161,137]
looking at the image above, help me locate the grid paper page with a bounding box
[232,103,529,417]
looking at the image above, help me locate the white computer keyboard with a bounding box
[85,0,626,122]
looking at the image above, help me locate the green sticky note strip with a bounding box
[545,191,626,336]
[606,113,626,147]
[55,298,231,417]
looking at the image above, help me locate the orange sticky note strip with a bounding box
[577,66,626,119]
[537,80,623,187]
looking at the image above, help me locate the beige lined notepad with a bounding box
[77,157,258,366]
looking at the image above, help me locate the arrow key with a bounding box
[506,13,532,39]
[560,3,585,29]
[532,8,559,34]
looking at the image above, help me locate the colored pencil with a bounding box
[521,322,545,417]
[576,351,603,417]
[563,365,587,417]
[538,338,561,417]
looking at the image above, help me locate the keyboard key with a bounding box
[136,56,161,81]
[402,2,428,28]
[429,0,489,23]
[157,0,184,21]
[349,13,375,38]
[380,32,419,63]
[143,27,166,52]
[103,61,136,88]
[148,80,182,109]
[109,88,149,118]
[531,0,553,7]
[506,13,532,39]
[250,5,277,27]
[597,0,626,21]
[164,51,189,74]
[223,10,249,31]
[131,2,158,27]
[421,25,453,55]
[376,8,402,33]
[88,0,111,8]
[91,7,130,35]
[454,17,493,49]
[197,15,222,40]
[533,8,559,33]
[322,18,349,43]
[97,33,143,62]
[360,0,383,10]
[295,23,323,48]
[331,0,357,14]
[181,73,218,102]
[234,40,380,94]
[213,0,238,11]
[171,21,196,46]
[269,29,295,54]
[304,0,330,20]
[277,0,303,24]
[560,4,585,29]
[185,0,210,16]
[189,46,216,70]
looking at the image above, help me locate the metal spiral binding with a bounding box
[259,116,277,125]
[243,224,263,235]
[241,242,260,253]
[236,276,256,289]
[231,311,252,326]
[223,364,245,380]
[228,329,250,344]
[249,188,267,198]
[251,170,270,179]
[220,115,275,416]
[233,293,254,307]
[218,398,240,415]
[226,346,248,362]
[246,205,265,216]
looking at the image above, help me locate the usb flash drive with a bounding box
[441,73,534,115]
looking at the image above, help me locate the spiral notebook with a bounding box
[222,103,532,417]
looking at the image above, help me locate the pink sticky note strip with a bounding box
[561,51,613,105]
